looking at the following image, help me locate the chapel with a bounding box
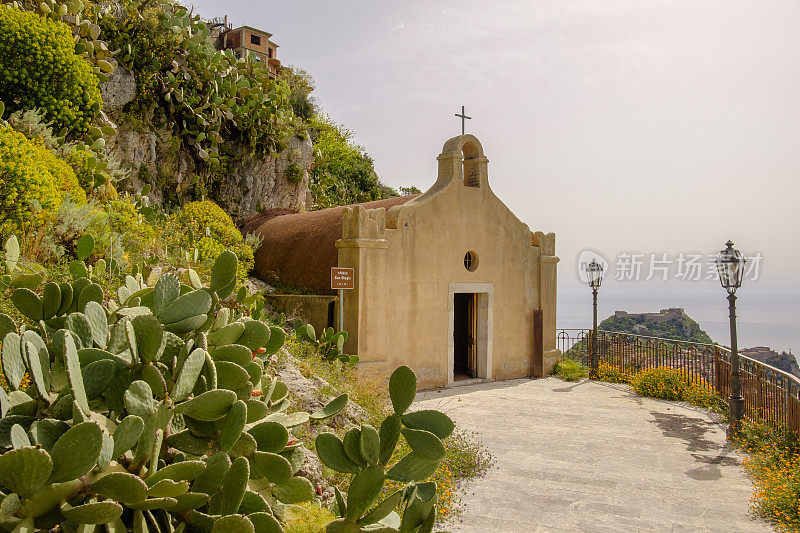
[242,134,559,389]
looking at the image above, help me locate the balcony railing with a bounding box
[556,329,800,434]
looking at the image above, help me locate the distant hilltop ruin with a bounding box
[614,308,685,324]
[601,308,713,345]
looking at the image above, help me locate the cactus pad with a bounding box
[218,400,246,452]
[90,472,148,504]
[272,477,315,504]
[0,446,53,497]
[248,512,282,533]
[389,365,416,415]
[172,348,207,402]
[401,428,445,461]
[174,389,237,421]
[62,501,123,524]
[211,514,253,533]
[309,393,348,421]
[401,410,455,440]
[2,333,25,390]
[11,288,42,321]
[248,421,289,454]
[49,422,103,483]
[345,465,385,520]
[315,433,360,474]
[249,452,291,485]
[111,415,145,458]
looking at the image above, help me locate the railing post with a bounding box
[713,347,722,395]
[590,289,598,378]
[757,365,764,420]
[790,381,798,434]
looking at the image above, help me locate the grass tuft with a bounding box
[283,501,336,533]
[554,359,589,381]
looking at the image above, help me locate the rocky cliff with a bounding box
[740,347,800,378]
[100,68,313,219]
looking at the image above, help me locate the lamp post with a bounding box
[586,259,604,378]
[715,240,746,432]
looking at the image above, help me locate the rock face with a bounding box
[269,349,368,504]
[272,349,367,426]
[100,68,136,111]
[216,135,314,220]
[100,68,313,218]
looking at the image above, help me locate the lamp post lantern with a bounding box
[586,259,604,378]
[715,240,746,432]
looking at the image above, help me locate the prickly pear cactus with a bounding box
[292,320,358,367]
[0,249,350,533]
[317,366,454,533]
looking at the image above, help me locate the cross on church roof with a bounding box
[455,105,471,135]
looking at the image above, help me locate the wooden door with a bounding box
[532,309,544,378]
[467,294,478,378]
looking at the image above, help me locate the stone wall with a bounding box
[99,68,313,219]
[263,294,337,335]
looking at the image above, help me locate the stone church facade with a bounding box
[247,134,559,389]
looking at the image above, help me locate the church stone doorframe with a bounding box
[448,283,493,386]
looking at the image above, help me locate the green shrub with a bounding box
[631,367,688,401]
[734,419,800,531]
[0,5,101,135]
[0,125,86,235]
[554,359,589,381]
[308,115,383,208]
[284,501,337,533]
[49,198,117,261]
[106,197,158,255]
[596,362,631,384]
[98,0,181,102]
[7,108,123,198]
[167,200,255,282]
[280,67,317,121]
[285,162,304,184]
[630,366,724,411]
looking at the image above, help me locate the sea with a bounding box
[557,281,800,363]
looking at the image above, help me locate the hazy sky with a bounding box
[191,1,800,302]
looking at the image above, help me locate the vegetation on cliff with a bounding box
[598,310,714,344]
[0,3,488,530]
[0,5,102,136]
[279,67,419,209]
[741,347,800,378]
[100,0,296,180]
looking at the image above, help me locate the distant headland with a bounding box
[600,308,800,378]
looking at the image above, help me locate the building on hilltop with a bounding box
[614,308,685,324]
[208,16,281,77]
[241,134,560,389]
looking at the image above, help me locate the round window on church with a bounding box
[464,251,478,272]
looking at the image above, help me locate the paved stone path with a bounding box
[415,377,773,532]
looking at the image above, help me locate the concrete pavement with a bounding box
[415,377,772,533]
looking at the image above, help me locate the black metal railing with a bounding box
[556,328,800,434]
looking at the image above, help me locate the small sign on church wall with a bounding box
[331,267,355,290]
